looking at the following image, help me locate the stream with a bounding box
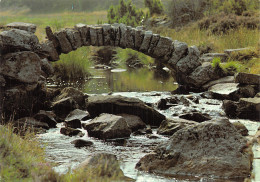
[41,67,260,182]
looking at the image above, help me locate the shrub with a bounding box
[107,0,145,26]
[168,0,207,26]
[144,0,164,15]
[198,13,259,34]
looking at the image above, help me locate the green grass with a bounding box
[52,47,93,81]
[0,125,58,181]
[114,48,154,66]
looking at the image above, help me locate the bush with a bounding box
[107,0,145,26]
[168,0,207,26]
[198,12,259,34]
[144,0,164,15]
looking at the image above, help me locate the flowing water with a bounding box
[43,67,260,182]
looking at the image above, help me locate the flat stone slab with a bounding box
[224,48,249,55]
[6,22,37,33]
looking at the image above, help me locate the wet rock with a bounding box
[117,114,146,132]
[77,153,128,180]
[255,93,260,98]
[0,29,40,54]
[82,114,131,139]
[86,95,165,126]
[52,97,79,120]
[179,112,212,122]
[222,100,238,118]
[232,122,248,136]
[33,110,57,128]
[147,134,159,139]
[156,98,171,110]
[202,76,235,90]
[157,118,197,136]
[71,139,93,148]
[60,127,84,137]
[237,97,260,121]
[209,83,240,100]
[54,87,87,109]
[6,22,37,33]
[235,72,260,85]
[136,118,252,179]
[0,51,41,83]
[14,117,49,130]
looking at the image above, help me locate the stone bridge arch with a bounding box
[0,23,225,90]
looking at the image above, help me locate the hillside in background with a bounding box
[0,0,170,13]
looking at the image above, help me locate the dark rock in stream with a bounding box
[222,100,238,118]
[86,95,165,126]
[52,97,79,119]
[179,112,212,123]
[82,114,131,139]
[71,139,93,148]
[60,127,84,137]
[236,97,260,121]
[64,109,90,129]
[136,118,252,179]
[33,110,57,128]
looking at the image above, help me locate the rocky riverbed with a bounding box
[37,91,260,182]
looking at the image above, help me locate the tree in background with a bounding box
[107,0,145,26]
[144,0,164,15]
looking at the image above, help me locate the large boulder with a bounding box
[86,95,165,126]
[82,114,131,139]
[6,22,37,33]
[235,72,260,85]
[52,97,79,120]
[0,29,40,54]
[136,118,252,179]
[157,118,196,136]
[236,97,260,121]
[0,51,41,83]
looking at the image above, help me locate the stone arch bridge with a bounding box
[0,23,224,89]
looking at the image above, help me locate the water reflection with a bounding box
[83,67,178,94]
